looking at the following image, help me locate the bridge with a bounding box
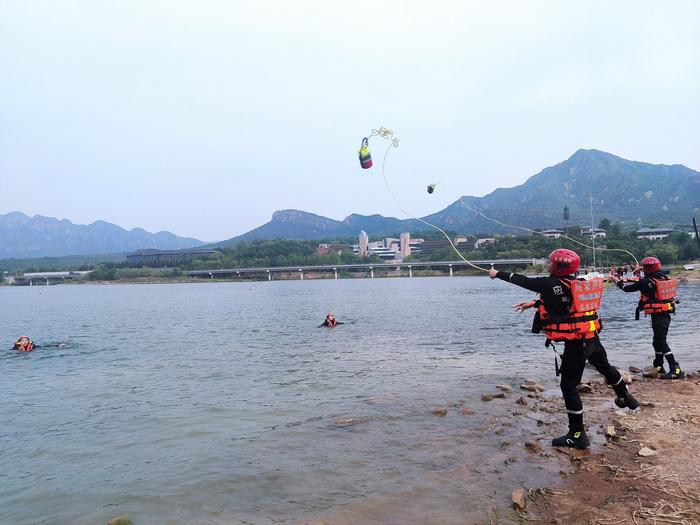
[186,259,546,281]
[10,271,92,286]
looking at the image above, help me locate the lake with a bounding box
[1,277,698,524]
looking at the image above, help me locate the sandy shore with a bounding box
[524,375,700,524]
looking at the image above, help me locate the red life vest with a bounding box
[538,278,603,342]
[639,276,677,315]
[17,340,34,352]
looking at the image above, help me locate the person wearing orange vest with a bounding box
[320,312,342,328]
[609,256,684,379]
[490,248,639,449]
[13,336,35,352]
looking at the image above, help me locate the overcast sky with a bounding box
[2,1,698,241]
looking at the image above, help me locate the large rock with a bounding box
[638,446,657,457]
[512,487,527,510]
[106,518,133,525]
[642,367,660,378]
[496,384,513,392]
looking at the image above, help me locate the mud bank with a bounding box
[527,375,700,524]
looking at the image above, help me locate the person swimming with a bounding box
[320,312,342,328]
[13,336,35,352]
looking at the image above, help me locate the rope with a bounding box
[367,129,490,272]
[428,182,640,269]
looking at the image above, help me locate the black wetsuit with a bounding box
[617,272,679,370]
[495,271,629,433]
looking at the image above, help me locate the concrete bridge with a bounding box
[9,271,91,286]
[186,259,546,281]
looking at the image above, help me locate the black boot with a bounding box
[552,430,590,449]
[654,364,667,375]
[660,365,685,380]
[614,392,640,410]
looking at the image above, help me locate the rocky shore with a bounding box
[519,374,700,524]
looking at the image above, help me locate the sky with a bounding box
[1,1,699,241]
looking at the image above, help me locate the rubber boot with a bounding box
[552,430,590,449]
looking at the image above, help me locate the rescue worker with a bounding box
[489,249,639,449]
[320,312,342,328]
[13,336,35,352]
[609,257,684,379]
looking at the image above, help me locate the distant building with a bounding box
[358,230,369,257]
[400,232,411,257]
[540,229,564,239]
[637,227,674,241]
[417,239,451,255]
[580,227,607,239]
[316,243,354,256]
[126,248,218,267]
[474,238,497,249]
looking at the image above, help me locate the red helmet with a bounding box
[549,249,580,276]
[641,256,661,273]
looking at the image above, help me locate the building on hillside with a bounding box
[400,232,411,257]
[358,230,369,257]
[417,239,451,255]
[637,227,674,241]
[316,243,354,256]
[126,248,218,267]
[540,229,564,239]
[580,227,607,239]
[474,238,497,249]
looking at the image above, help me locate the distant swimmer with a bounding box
[13,336,35,352]
[320,312,343,328]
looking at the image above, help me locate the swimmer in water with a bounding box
[13,336,35,352]
[320,312,342,328]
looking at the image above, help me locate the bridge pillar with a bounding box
[46,278,50,286]
[449,264,453,277]
[236,271,240,280]
[209,272,213,279]
[409,266,413,278]
[299,269,304,280]
[267,270,271,281]
[333,268,338,280]
[370,267,374,279]
[29,279,32,286]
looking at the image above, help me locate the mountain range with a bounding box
[0,212,203,259]
[218,149,700,245]
[3,149,699,259]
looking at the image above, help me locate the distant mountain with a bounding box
[0,212,204,259]
[218,149,700,244]
[218,209,420,245]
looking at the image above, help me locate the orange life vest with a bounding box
[538,277,603,342]
[17,340,34,352]
[639,276,677,315]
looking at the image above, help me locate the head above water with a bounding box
[548,249,580,277]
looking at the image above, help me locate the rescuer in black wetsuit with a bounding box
[610,256,684,379]
[489,249,639,449]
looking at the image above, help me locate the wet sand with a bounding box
[301,373,700,525]
[528,375,700,524]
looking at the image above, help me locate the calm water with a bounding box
[1,277,699,524]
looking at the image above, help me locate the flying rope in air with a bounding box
[358,127,640,272]
[425,182,640,269]
[358,128,490,272]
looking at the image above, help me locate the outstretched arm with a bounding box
[489,268,548,294]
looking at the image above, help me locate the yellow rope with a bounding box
[368,129,489,273]
[429,182,640,269]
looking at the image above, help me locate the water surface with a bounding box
[1,278,698,524]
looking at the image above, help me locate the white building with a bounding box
[474,238,497,249]
[637,227,674,241]
[580,227,607,239]
[540,229,564,239]
[400,232,411,257]
[358,230,369,257]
